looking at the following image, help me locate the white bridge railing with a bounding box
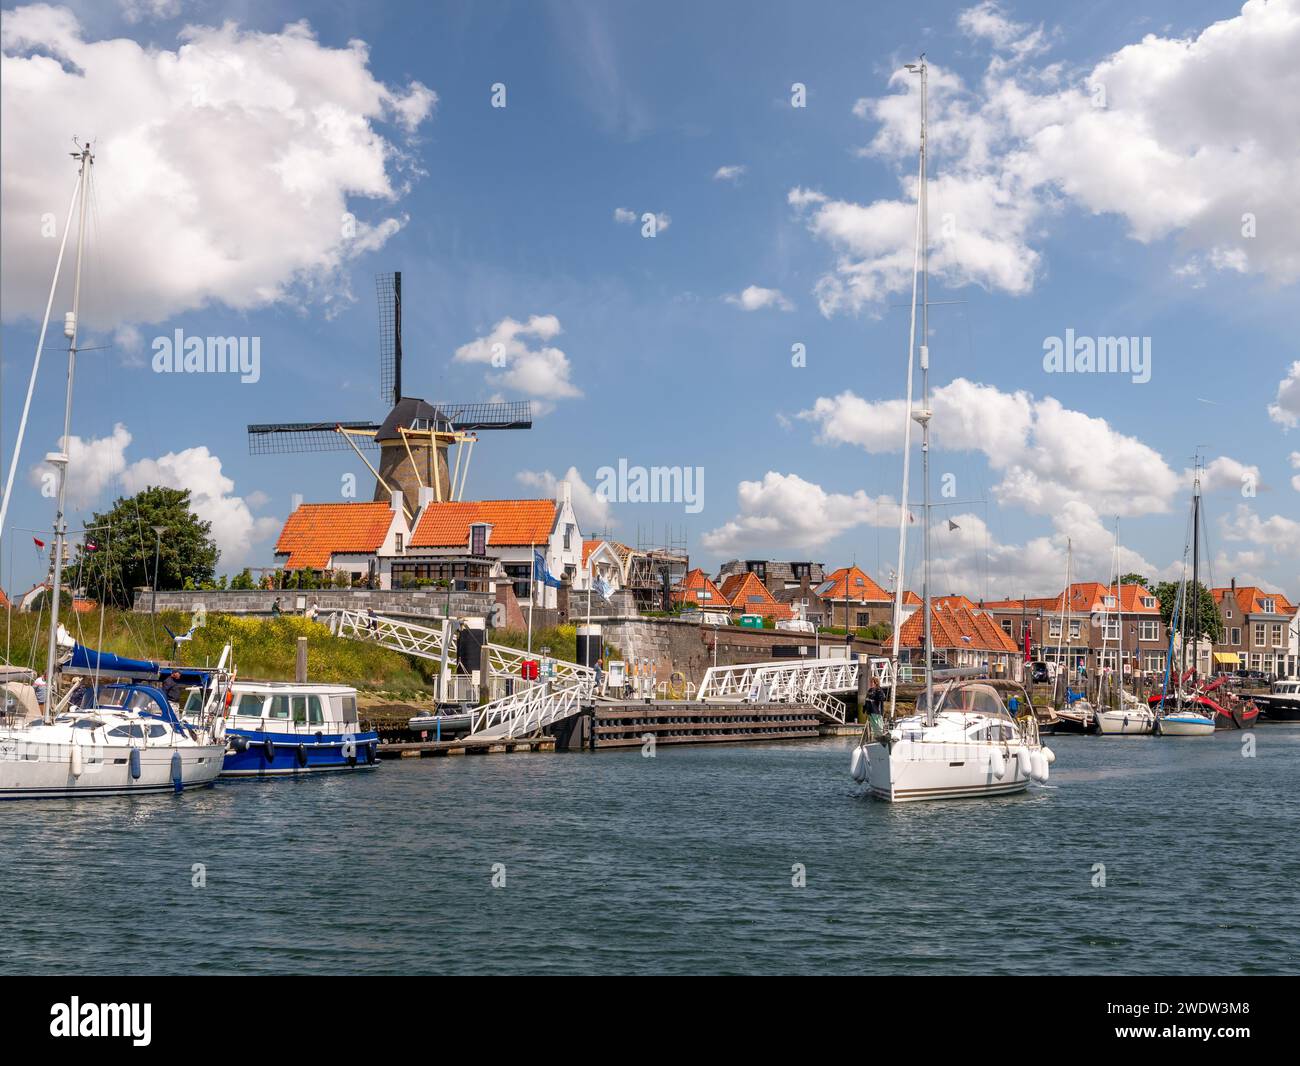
[329,608,451,660]
[697,656,896,704]
[471,679,590,739]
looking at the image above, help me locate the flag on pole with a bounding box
[33,537,45,550]
[593,576,614,602]
[533,549,561,589]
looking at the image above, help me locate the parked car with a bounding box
[1233,668,1269,688]
[1029,661,1051,685]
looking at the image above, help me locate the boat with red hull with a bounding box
[1147,676,1258,730]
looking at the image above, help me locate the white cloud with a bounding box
[612,207,669,231]
[118,0,181,24]
[1219,504,1300,556]
[29,423,133,509]
[724,285,793,312]
[713,164,746,183]
[28,425,274,566]
[800,378,1178,517]
[0,9,434,329]
[453,315,581,413]
[516,467,611,531]
[796,0,1300,315]
[120,447,279,568]
[1268,361,1300,429]
[1190,455,1259,495]
[613,207,637,224]
[701,472,904,554]
[1290,452,1300,493]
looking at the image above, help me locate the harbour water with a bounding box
[2,726,1297,975]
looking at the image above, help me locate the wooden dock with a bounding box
[378,735,555,758]
[591,700,821,748]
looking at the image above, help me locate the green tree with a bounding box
[1154,581,1223,644]
[230,568,256,590]
[1119,572,1151,590]
[66,486,219,607]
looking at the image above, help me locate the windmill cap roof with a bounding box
[375,397,452,441]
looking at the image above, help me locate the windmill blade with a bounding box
[423,400,533,431]
[377,271,401,406]
[247,422,381,454]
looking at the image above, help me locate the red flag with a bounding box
[33,537,45,550]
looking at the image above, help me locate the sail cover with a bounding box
[66,644,161,679]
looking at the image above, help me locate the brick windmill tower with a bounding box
[247,272,531,521]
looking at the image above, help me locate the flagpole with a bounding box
[527,540,534,657]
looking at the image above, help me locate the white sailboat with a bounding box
[1093,519,1156,736]
[849,58,1052,802]
[0,142,227,798]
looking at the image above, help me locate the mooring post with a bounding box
[296,636,308,683]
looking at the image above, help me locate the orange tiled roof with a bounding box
[902,590,923,606]
[817,566,890,602]
[672,568,727,609]
[276,502,395,570]
[897,605,1020,654]
[410,499,556,549]
[1213,585,1297,617]
[0,587,8,610]
[935,594,977,610]
[717,572,792,619]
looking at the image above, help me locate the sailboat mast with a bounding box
[1114,517,1123,699]
[917,57,934,721]
[1189,457,1202,680]
[43,142,93,702]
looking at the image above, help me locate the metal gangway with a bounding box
[328,608,594,739]
[695,656,899,724]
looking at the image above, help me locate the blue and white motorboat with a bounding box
[184,681,379,776]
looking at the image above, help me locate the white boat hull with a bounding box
[864,739,1032,802]
[1094,708,1155,735]
[0,738,224,799]
[1158,715,1215,737]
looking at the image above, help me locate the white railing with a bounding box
[483,642,595,685]
[470,679,590,739]
[697,656,896,702]
[807,689,847,724]
[329,609,450,661]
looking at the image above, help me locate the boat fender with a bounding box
[1015,748,1032,778]
[171,750,184,792]
[70,743,83,779]
[990,748,1005,780]
[129,747,142,780]
[263,738,275,763]
[296,743,308,768]
[230,734,248,753]
[366,742,377,766]
[850,746,867,783]
[1042,745,1056,765]
[1030,750,1047,782]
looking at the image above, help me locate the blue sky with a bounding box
[2,0,1298,601]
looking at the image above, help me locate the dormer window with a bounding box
[470,523,489,557]
[1263,598,1275,614]
[1104,596,1116,609]
[1142,596,1156,609]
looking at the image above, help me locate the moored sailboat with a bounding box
[848,57,1052,801]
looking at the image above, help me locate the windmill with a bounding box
[247,272,532,521]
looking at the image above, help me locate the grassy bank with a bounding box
[2,608,438,697]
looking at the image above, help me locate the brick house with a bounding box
[672,568,728,613]
[717,571,793,622]
[275,497,408,587]
[814,566,893,629]
[1211,582,1298,678]
[896,603,1023,678]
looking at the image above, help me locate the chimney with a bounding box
[390,489,403,513]
[559,479,572,508]
[418,486,435,509]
